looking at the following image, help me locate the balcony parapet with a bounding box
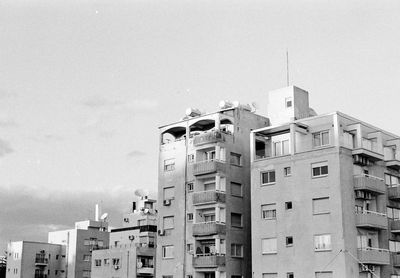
[354,174,385,195]
[35,258,48,266]
[390,219,400,233]
[388,186,400,201]
[355,210,388,230]
[352,140,384,162]
[193,131,227,146]
[357,247,390,265]
[192,160,226,176]
[193,191,226,205]
[192,254,226,268]
[136,267,154,275]
[192,222,226,236]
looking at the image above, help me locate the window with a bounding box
[261,170,276,185]
[55,270,58,275]
[285,97,292,108]
[188,154,195,164]
[287,273,294,278]
[284,167,291,177]
[262,274,277,278]
[231,182,242,197]
[231,244,243,257]
[163,216,174,230]
[56,255,59,260]
[231,213,242,227]
[273,140,290,156]
[187,182,194,192]
[261,204,276,220]
[95,259,101,267]
[230,152,242,166]
[385,173,400,186]
[83,255,91,261]
[314,234,332,251]
[315,272,333,278]
[389,240,400,252]
[313,197,330,215]
[312,162,328,177]
[388,207,400,220]
[187,243,193,253]
[104,258,109,265]
[313,130,330,147]
[164,159,175,171]
[262,238,277,254]
[286,236,293,246]
[162,245,174,258]
[285,201,293,210]
[187,213,193,221]
[163,187,174,201]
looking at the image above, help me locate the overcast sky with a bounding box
[1,0,400,251]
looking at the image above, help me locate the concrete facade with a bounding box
[91,196,157,278]
[250,86,400,277]
[156,104,269,278]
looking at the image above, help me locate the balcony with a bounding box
[136,246,155,256]
[388,186,400,201]
[192,222,226,237]
[355,211,388,230]
[357,248,390,265]
[192,255,226,268]
[192,191,226,205]
[386,160,400,170]
[352,139,384,162]
[391,220,400,233]
[192,160,226,176]
[137,267,155,275]
[354,175,386,195]
[193,131,226,146]
[35,258,48,266]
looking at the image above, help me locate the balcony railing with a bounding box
[137,267,155,275]
[192,221,226,236]
[35,258,48,265]
[355,210,388,230]
[192,191,226,205]
[354,174,385,194]
[192,160,226,176]
[357,247,390,265]
[388,185,400,200]
[192,254,226,268]
[193,131,226,146]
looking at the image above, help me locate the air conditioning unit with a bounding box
[163,199,171,206]
[128,235,135,240]
[360,264,375,272]
[140,208,145,212]
[123,218,129,223]
[158,230,165,236]
[114,265,120,270]
[355,190,364,199]
[144,208,149,214]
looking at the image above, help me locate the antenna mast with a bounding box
[286,49,290,86]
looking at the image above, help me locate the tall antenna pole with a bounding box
[286,49,290,86]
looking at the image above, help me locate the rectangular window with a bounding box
[261,170,276,185]
[163,216,174,230]
[84,239,90,246]
[230,152,242,166]
[287,273,294,278]
[231,213,242,227]
[314,234,332,251]
[285,97,292,108]
[315,272,333,278]
[164,159,175,171]
[284,167,291,177]
[104,259,109,265]
[313,130,330,147]
[285,201,293,210]
[162,245,174,258]
[389,240,400,252]
[95,259,101,267]
[261,204,276,220]
[187,213,193,221]
[188,154,195,164]
[313,197,330,215]
[83,255,91,261]
[231,244,243,257]
[231,182,242,197]
[312,162,328,177]
[163,187,174,201]
[262,238,277,254]
[286,236,293,246]
[187,182,194,192]
[187,243,193,253]
[262,274,278,278]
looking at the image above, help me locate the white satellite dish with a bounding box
[100,213,108,221]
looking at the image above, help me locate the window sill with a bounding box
[262,252,277,255]
[312,174,328,179]
[261,182,276,186]
[162,257,174,260]
[313,212,330,216]
[315,249,332,252]
[262,218,277,221]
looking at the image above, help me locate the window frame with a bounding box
[261,203,277,220]
[230,182,243,197]
[261,170,276,185]
[314,234,332,252]
[284,167,291,177]
[311,162,328,178]
[312,130,330,148]
[162,245,174,259]
[231,213,243,228]
[164,158,175,171]
[231,244,243,257]
[261,238,277,254]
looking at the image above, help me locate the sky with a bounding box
[1,0,400,251]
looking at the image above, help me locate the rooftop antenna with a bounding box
[286,49,290,86]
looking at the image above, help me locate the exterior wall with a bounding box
[6,241,65,278]
[156,107,269,278]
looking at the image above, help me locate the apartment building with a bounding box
[156,104,269,278]
[91,195,157,278]
[6,241,66,278]
[250,86,400,278]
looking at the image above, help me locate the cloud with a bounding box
[0,184,157,251]
[127,150,146,158]
[0,139,14,157]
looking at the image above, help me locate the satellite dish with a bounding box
[100,213,108,220]
[137,261,143,269]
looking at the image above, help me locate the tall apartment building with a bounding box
[91,195,157,278]
[250,86,400,278]
[6,241,66,278]
[156,104,269,278]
